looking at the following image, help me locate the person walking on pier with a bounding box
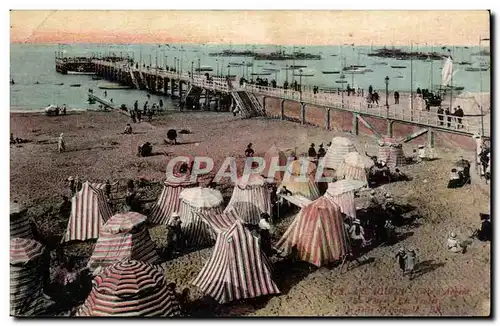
[437,107,444,126]
[445,107,451,128]
[373,91,380,106]
[455,106,464,129]
[394,91,400,104]
[104,91,107,98]
[368,85,373,96]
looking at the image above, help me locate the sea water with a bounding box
[10,43,490,111]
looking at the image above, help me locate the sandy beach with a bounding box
[10,109,490,316]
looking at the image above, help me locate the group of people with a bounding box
[128,99,163,123]
[437,106,464,128]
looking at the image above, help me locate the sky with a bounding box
[10,10,490,46]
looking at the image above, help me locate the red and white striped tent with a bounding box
[88,212,160,272]
[62,181,113,243]
[10,238,46,316]
[325,180,366,220]
[192,220,280,304]
[77,260,181,317]
[10,202,33,240]
[178,187,224,247]
[148,177,198,225]
[337,152,375,186]
[323,137,358,171]
[197,207,242,235]
[225,174,271,225]
[276,196,351,267]
[261,144,289,183]
[377,138,406,167]
[279,159,320,200]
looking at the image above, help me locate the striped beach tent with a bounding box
[325,180,366,220]
[77,260,181,317]
[276,196,351,267]
[261,144,289,183]
[192,220,280,304]
[10,202,33,240]
[337,152,375,185]
[88,212,160,272]
[225,174,271,225]
[148,177,198,225]
[377,138,406,167]
[323,137,358,171]
[62,181,113,243]
[197,207,242,235]
[178,187,224,248]
[278,159,320,200]
[10,238,46,316]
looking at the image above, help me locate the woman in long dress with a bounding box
[57,133,65,153]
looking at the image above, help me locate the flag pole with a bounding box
[410,41,413,120]
[449,48,453,114]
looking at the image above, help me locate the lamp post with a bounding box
[227,64,231,77]
[340,73,346,106]
[174,57,177,72]
[191,61,194,81]
[198,58,201,76]
[385,76,390,115]
[299,69,303,102]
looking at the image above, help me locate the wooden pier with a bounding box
[60,56,490,152]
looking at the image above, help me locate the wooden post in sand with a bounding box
[352,113,359,135]
[325,108,331,130]
[280,99,286,120]
[300,103,306,125]
[427,128,435,148]
[387,120,394,138]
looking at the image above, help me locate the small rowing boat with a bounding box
[391,65,407,69]
[322,71,340,74]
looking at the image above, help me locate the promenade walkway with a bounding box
[92,59,490,138]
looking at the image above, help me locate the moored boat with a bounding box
[391,65,407,69]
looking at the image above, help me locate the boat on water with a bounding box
[98,83,133,90]
[352,65,367,68]
[195,66,214,72]
[394,75,404,79]
[436,85,465,91]
[251,72,272,76]
[391,65,407,69]
[330,54,338,57]
[262,68,280,72]
[293,73,315,77]
[464,67,488,72]
[458,61,471,65]
[289,65,308,69]
[55,83,64,86]
[228,62,252,67]
[335,80,348,84]
[373,62,388,66]
[69,84,81,87]
[322,71,340,74]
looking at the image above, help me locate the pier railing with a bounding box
[91,59,490,137]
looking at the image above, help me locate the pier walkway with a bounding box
[91,59,490,138]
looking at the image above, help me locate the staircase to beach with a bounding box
[232,91,266,118]
[129,69,140,89]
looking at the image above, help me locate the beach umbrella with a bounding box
[179,187,224,208]
[225,174,271,225]
[377,138,406,167]
[103,212,146,233]
[148,178,199,225]
[323,137,358,171]
[88,213,159,272]
[325,179,365,220]
[178,187,224,247]
[10,201,33,240]
[337,152,374,185]
[77,260,181,317]
[10,238,47,316]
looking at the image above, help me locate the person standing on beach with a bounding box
[134,100,138,112]
[159,99,164,111]
[405,248,417,280]
[58,133,65,153]
[62,104,67,115]
[308,143,317,159]
[137,109,142,123]
[143,101,148,115]
[245,143,255,158]
[368,85,373,96]
[395,247,407,277]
